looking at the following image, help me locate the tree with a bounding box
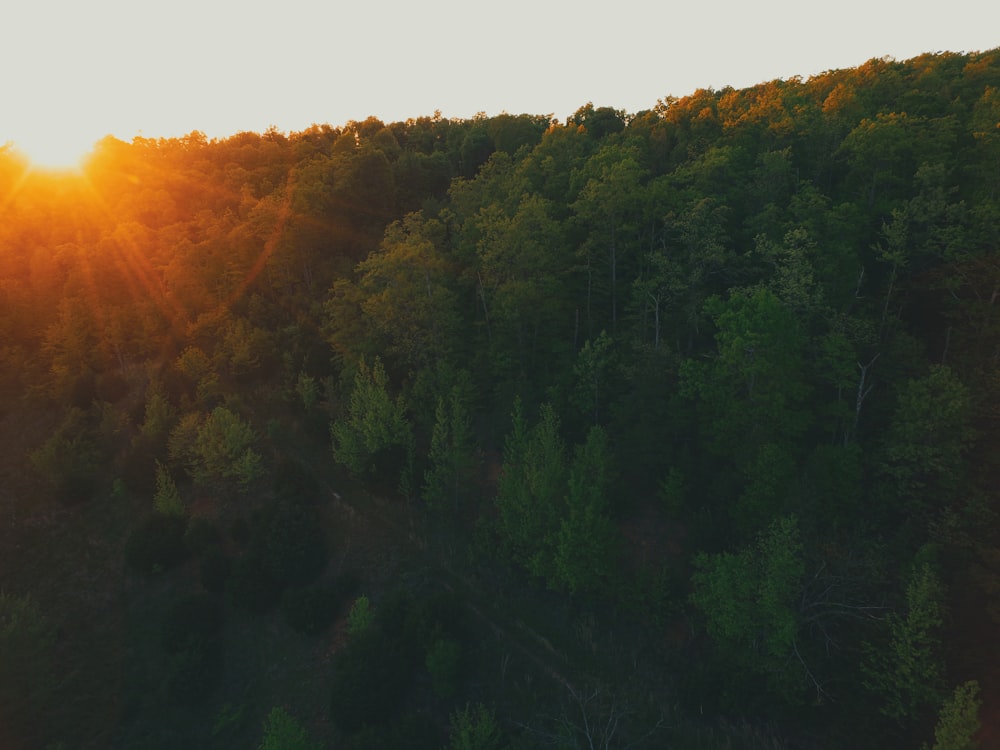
[691,516,810,701]
[495,400,566,579]
[926,681,981,750]
[330,355,414,492]
[153,460,184,517]
[423,383,477,512]
[571,330,616,426]
[354,213,460,373]
[447,703,504,750]
[880,365,974,520]
[863,564,946,722]
[259,706,319,750]
[191,406,263,492]
[0,593,55,747]
[30,407,101,504]
[553,426,619,595]
[571,141,647,333]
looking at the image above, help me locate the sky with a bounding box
[3,0,999,167]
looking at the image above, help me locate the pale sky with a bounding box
[2,0,998,167]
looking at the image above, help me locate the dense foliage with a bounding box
[2,49,999,749]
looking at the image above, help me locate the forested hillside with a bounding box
[2,49,1000,749]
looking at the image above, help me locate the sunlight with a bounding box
[10,129,97,172]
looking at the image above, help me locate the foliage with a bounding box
[426,637,462,699]
[153,460,184,517]
[160,593,223,654]
[281,582,344,636]
[159,593,224,704]
[553,425,619,594]
[259,706,319,750]
[228,554,282,614]
[863,564,946,722]
[0,592,55,745]
[423,382,478,512]
[183,515,223,555]
[447,703,504,750]
[495,399,566,579]
[691,516,808,701]
[331,355,414,490]
[190,406,264,491]
[252,500,328,586]
[925,681,981,750]
[329,625,412,733]
[124,514,189,575]
[30,407,102,504]
[199,547,232,593]
[347,595,373,636]
[3,49,1000,750]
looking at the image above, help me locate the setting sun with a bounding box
[10,130,97,172]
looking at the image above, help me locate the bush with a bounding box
[230,516,251,546]
[160,595,223,706]
[272,456,321,503]
[161,594,222,654]
[124,514,188,575]
[229,554,281,614]
[164,636,222,705]
[404,590,466,651]
[260,706,319,750]
[342,712,441,750]
[184,516,223,555]
[199,547,232,593]
[254,501,328,586]
[281,583,341,636]
[426,637,462,699]
[329,627,413,732]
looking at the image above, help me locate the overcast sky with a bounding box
[3,0,998,164]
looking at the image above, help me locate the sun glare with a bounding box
[12,131,96,172]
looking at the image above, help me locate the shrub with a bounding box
[347,595,373,637]
[124,514,188,575]
[161,594,222,654]
[199,547,232,593]
[426,637,462,699]
[229,554,281,614]
[281,583,340,636]
[260,706,319,750]
[329,627,412,732]
[230,516,250,546]
[254,501,328,586]
[272,456,320,503]
[184,516,222,555]
[164,636,222,705]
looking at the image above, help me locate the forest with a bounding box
[1,48,999,749]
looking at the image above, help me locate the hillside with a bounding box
[2,48,999,749]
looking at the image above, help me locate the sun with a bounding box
[10,129,97,172]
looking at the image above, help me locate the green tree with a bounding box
[447,703,504,750]
[30,407,101,504]
[347,595,373,637]
[191,406,263,492]
[926,681,981,750]
[354,213,460,373]
[881,365,974,519]
[553,426,619,594]
[425,637,462,699]
[154,460,184,517]
[691,516,810,700]
[259,706,319,750]
[0,593,55,747]
[330,355,414,491]
[863,564,946,722]
[495,400,566,579]
[423,384,477,512]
